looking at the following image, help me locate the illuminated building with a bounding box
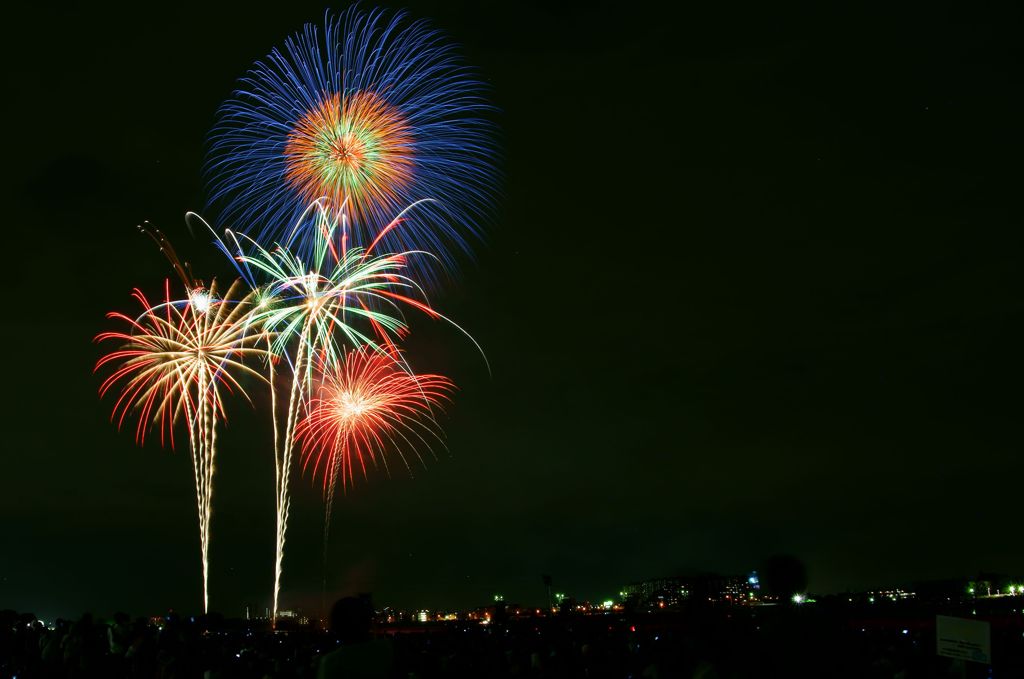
[622,573,758,609]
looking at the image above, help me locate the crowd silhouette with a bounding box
[2,596,1022,678]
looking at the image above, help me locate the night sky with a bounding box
[4,2,1024,621]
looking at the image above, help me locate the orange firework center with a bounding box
[284,91,414,221]
[329,132,366,167]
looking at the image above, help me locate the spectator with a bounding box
[316,597,395,679]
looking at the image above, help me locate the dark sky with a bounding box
[4,2,1024,620]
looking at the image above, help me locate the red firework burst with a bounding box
[295,345,454,493]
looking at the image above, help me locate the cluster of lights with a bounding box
[966,582,1024,597]
[374,576,1024,630]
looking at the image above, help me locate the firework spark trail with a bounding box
[205,202,481,624]
[95,279,269,612]
[205,7,499,283]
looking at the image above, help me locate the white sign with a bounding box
[936,615,991,664]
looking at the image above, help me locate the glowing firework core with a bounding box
[190,289,213,313]
[285,91,414,220]
[337,390,373,421]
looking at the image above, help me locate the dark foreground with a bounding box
[2,598,1022,678]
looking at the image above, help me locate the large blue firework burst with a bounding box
[205,7,498,281]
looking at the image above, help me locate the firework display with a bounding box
[296,345,454,537]
[96,6,495,620]
[206,7,498,278]
[207,201,476,622]
[95,279,269,612]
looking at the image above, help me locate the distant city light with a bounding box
[602,600,613,610]
[792,593,806,604]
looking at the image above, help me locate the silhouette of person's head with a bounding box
[329,597,371,642]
